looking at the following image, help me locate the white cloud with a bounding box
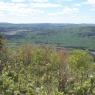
[30,3,62,8]
[48,7,79,16]
[12,0,49,3]
[84,0,95,6]
[47,6,80,23]
[74,3,81,7]
[32,0,48,3]
[0,1,62,10]
[12,0,26,3]
[54,0,74,3]
[0,1,46,23]
[87,0,95,5]
[0,1,95,23]
[0,2,44,17]
[0,1,62,20]
[63,7,79,15]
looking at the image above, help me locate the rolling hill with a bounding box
[0,23,95,50]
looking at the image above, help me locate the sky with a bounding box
[0,0,95,23]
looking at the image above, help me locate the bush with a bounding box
[0,44,95,95]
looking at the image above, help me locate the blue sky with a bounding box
[0,0,95,23]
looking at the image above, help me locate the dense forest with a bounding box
[0,33,95,95]
[1,23,95,50]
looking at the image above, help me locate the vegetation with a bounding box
[0,35,95,95]
[1,23,95,50]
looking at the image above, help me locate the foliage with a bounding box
[0,43,95,95]
[1,23,95,50]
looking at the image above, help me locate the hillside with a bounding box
[0,24,95,95]
[0,23,95,50]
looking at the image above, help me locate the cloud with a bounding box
[48,7,79,16]
[30,3,62,8]
[0,2,44,17]
[0,0,95,23]
[32,0,48,3]
[74,3,81,7]
[63,7,79,15]
[53,0,74,3]
[12,0,26,3]
[84,0,95,6]
[87,0,95,5]
[0,1,62,23]
[12,0,49,3]
[0,0,62,20]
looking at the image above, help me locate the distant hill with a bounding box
[0,23,95,50]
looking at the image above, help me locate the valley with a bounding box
[1,23,95,50]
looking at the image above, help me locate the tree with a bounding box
[0,33,4,51]
[58,50,69,93]
[68,50,93,73]
[67,50,94,94]
[0,33,6,71]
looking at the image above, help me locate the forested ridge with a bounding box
[0,33,95,95]
[1,23,95,50]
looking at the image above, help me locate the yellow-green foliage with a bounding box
[0,44,95,95]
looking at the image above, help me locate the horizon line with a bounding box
[0,22,95,25]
